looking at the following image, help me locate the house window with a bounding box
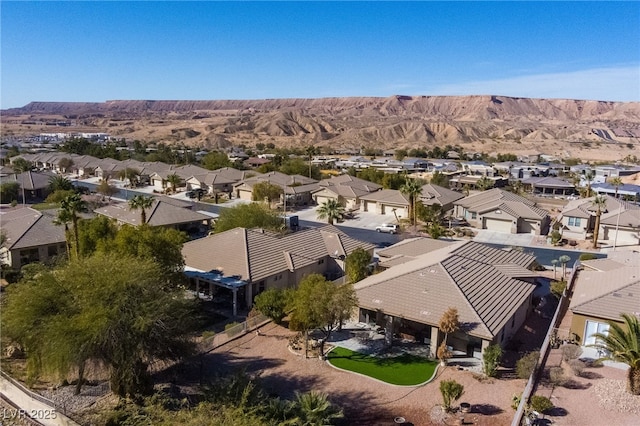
[318,259,325,265]
[47,245,58,257]
[258,281,265,293]
[19,248,39,265]
[568,217,581,227]
[471,212,477,220]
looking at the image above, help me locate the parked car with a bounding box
[375,223,399,234]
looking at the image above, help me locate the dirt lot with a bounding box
[188,324,527,426]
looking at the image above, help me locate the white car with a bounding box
[375,223,399,234]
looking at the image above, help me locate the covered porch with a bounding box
[185,268,249,317]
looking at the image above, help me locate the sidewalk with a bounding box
[0,375,80,426]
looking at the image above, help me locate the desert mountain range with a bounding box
[3,95,640,161]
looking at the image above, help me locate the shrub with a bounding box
[549,366,565,386]
[516,351,540,379]
[511,393,521,410]
[568,359,586,377]
[550,230,562,245]
[561,344,583,362]
[529,395,554,414]
[439,380,464,412]
[254,288,288,324]
[550,280,567,299]
[579,253,597,261]
[482,344,502,378]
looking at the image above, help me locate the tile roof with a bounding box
[0,207,66,250]
[570,266,640,321]
[359,189,410,206]
[522,177,575,188]
[8,171,56,190]
[355,240,537,339]
[94,199,210,227]
[419,184,465,207]
[454,188,549,220]
[182,225,375,282]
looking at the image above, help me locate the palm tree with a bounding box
[57,193,86,259]
[584,170,595,198]
[292,391,344,425]
[128,195,155,225]
[400,178,423,226]
[165,173,181,193]
[12,158,32,205]
[316,199,345,225]
[589,314,640,395]
[306,146,317,178]
[48,175,74,192]
[610,176,623,198]
[558,255,571,278]
[591,195,607,249]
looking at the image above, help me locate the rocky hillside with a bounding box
[3,95,640,159]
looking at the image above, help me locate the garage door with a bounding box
[484,218,512,233]
[362,200,374,212]
[315,195,334,206]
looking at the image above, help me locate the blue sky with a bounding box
[2,1,639,108]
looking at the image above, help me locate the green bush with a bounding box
[579,253,597,261]
[439,380,464,412]
[549,366,565,386]
[561,344,583,361]
[529,395,554,414]
[516,351,540,379]
[550,280,567,299]
[482,344,502,378]
[254,288,288,324]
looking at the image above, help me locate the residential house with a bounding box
[568,251,640,345]
[244,157,271,168]
[419,184,465,215]
[0,207,67,269]
[591,182,640,202]
[354,240,539,358]
[181,225,375,314]
[359,189,410,219]
[521,176,576,196]
[312,175,382,210]
[453,188,551,235]
[7,171,56,202]
[234,171,319,206]
[559,196,640,246]
[94,196,211,234]
[449,175,509,190]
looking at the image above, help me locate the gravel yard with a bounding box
[200,323,526,425]
[537,363,639,426]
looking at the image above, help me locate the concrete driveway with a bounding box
[294,206,399,231]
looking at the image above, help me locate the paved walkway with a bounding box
[0,375,80,426]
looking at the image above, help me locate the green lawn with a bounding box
[327,346,438,386]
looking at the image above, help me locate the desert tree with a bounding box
[289,274,357,357]
[214,203,283,233]
[251,181,283,209]
[344,247,372,284]
[1,253,197,398]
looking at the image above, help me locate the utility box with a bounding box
[284,215,299,231]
